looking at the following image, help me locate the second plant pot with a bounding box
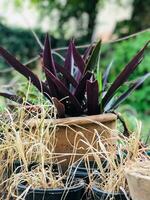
[69,160,107,184]
[92,186,127,200]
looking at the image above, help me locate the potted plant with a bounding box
[89,121,147,200]
[0,35,149,170]
[7,161,85,200]
[89,140,129,200]
[0,110,86,200]
[0,107,63,196]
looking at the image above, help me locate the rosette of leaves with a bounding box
[0,34,149,118]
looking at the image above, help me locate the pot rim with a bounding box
[17,179,85,193]
[92,185,125,196]
[27,113,117,127]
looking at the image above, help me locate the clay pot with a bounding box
[27,113,117,171]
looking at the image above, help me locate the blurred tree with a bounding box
[15,0,100,43]
[129,0,150,33]
[115,0,150,35]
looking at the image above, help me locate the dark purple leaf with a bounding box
[75,69,82,84]
[55,62,78,88]
[83,45,94,63]
[0,46,51,100]
[43,34,56,75]
[43,67,58,97]
[43,34,58,97]
[84,40,101,73]
[52,97,65,118]
[72,41,85,74]
[108,73,150,110]
[63,41,74,87]
[64,40,73,74]
[102,41,150,108]
[74,71,92,102]
[103,60,114,90]
[86,80,99,115]
[44,67,82,114]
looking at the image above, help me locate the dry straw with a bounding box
[0,90,149,199]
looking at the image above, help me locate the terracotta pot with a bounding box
[27,113,117,171]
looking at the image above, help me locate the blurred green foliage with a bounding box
[0,23,44,88]
[101,31,150,115]
[0,23,42,67]
[0,22,65,85]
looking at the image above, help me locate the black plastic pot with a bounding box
[92,186,127,200]
[70,160,106,184]
[17,180,85,200]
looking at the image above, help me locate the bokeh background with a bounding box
[0,0,149,139]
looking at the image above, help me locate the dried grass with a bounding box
[0,90,149,199]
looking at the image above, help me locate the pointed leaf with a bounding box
[72,41,85,74]
[103,60,114,90]
[102,41,150,108]
[74,71,92,102]
[43,34,58,97]
[64,40,73,74]
[0,46,51,100]
[63,41,74,87]
[55,62,78,88]
[86,80,99,115]
[44,67,82,114]
[83,44,93,63]
[96,52,102,94]
[52,97,65,118]
[108,73,150,110]
[43,34,56,75]
[84,40,101,73]
[75,69,82,84]
[43,68,58,97]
